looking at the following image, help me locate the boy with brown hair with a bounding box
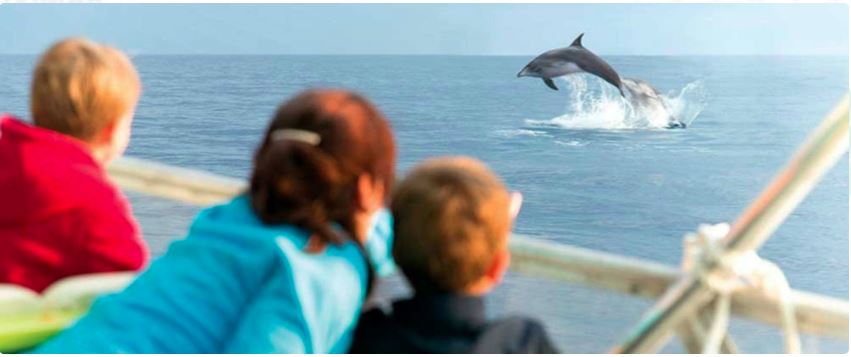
[350,157,558,353]
[0,38,148,292]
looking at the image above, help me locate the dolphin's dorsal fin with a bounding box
[570,33,585,47]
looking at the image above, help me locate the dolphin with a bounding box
[620,78,686,129]
[517,33,624,96]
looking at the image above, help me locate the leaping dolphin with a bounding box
[517,33,624,96]
[620,78,687,129]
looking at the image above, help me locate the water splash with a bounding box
[526,76,707,130]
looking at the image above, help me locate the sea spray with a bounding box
[525,76,707,130]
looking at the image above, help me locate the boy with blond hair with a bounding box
[350,157,558,353]
[0,38,148,292]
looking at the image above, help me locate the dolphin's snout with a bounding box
[517,66,529,78]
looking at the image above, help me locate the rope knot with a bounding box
[680,222,800,354]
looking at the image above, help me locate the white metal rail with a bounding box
[107,122,850,343]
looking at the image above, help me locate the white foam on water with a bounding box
[526,76,707,130]
[492,129,552,138]
[554,140,586,147]
[664,80,708,127]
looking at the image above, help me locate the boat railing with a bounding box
[102,98,850,353]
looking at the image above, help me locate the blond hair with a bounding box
[30,37,141,142]
[391,157,511,292]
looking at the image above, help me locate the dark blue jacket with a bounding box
[349,292,558,353]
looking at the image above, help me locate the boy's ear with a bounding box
[89,114,133,164]
[95,113,134,148]
[94,118,119,145]
[485,249,511,285]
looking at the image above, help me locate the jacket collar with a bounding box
[392,292,487,334]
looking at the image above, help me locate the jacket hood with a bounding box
[0,114,103,223]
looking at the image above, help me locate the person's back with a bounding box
[0,38,147,293]
[350,157,558,354]
[353,294,557,353]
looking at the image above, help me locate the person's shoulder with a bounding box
[38,146,124,215]
[71,162,137,231]
[353,305,394,336]
[348,305,396,353]
[476,315,559,354]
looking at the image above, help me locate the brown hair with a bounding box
[250,89,396,245]
[391,157,511,293]
[30,37,141,142]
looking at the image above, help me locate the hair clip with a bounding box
[271,129,321,146]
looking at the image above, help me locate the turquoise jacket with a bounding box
[34,195,395,353]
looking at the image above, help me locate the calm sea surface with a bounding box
[0,55,847,352]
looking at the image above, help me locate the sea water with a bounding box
[0,55,847,353]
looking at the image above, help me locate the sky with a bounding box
[0,3,847,56]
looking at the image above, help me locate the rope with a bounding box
[682,223,801,354]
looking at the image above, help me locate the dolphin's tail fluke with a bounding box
[665,119,687,129]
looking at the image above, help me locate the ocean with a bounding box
[0,54,847,353]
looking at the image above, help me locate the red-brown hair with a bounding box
[250,89,396,245]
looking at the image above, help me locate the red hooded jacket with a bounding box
[0,114,148,293]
